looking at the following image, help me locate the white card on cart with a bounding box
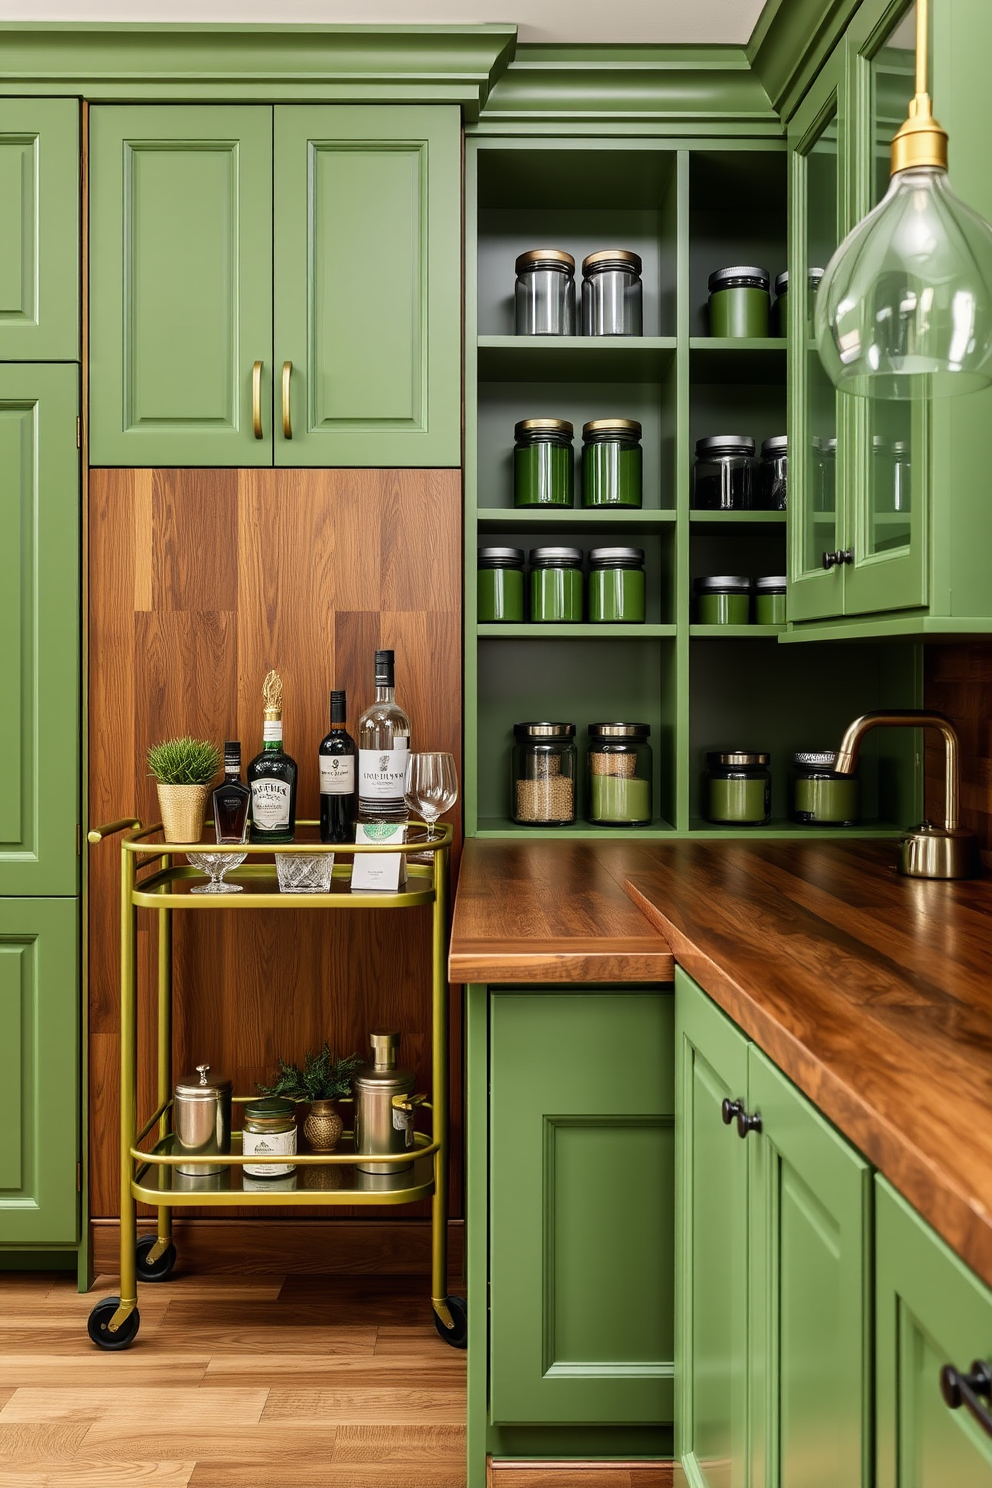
[351,822,408,892]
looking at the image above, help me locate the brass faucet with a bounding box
[834,709,981,879]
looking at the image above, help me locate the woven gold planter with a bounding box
[157,783,210,844]
[303,1100,344,1153]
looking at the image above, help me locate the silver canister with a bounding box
[581,249,643,336]
[354,1030,417,1175]
[173,1063,232,1176]
[515,249,576,336]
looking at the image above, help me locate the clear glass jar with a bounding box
[695,575,751,625]
[705,751,771,825]
[708,266,770,338]
[581,250,643,336]
[692,435,756,510]
[512,722,577,826]
[587,723,652,826]
[530,547,583,624]
[893,439,911,512]
[754,576,787,625]
[581,419,642,507]
[817,436,837,512]
[515,249,576,336]
[513,418,574,507]
[588,547,645,623]
[792,750,860,826]
[478,547,525,624]
[757,435,788,510]
[242,1096,297,1178]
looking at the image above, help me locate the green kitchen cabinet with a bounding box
[0,99,79,362]
[489,989,675,1427]
[0,897,79,1246]
[0,363,80,898]
[876,1178,992,1487]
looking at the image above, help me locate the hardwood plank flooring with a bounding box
[0,1273,466,1485]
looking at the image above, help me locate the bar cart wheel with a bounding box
[87,1297,141,1350]
[434,1294,467,1349]
[136,1235,178,1282]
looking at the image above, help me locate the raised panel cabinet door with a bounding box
[273,105,461,467]
[0,898,78,1245]
[89,105,273,466]
[490,989,675,1426]
[0,99,79,361]
[876,1178,992,1488]
[0,364,79,897]
[747,1048,871,1488]
[674,967,750,1488]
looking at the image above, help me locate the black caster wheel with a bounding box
[87,1296,141,1350]
[136,1235,177,1282]
[434,1294,467,1349]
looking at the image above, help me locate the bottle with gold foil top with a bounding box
[248,670,298,844]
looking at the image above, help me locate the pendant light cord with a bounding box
[916,0,928,98]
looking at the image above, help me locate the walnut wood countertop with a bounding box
[450,838,992,1288]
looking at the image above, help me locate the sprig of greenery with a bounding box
[258,1043,362,1103]
[147,737,220,786]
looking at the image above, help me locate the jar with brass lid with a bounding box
[581,419,642,508]
[174,1063,232,1177]
[512,721,577,825]
[242,1096,297,1178]
[514,418,574,507]
[515,249,576,336]
[588,723,652,826]
[581,249,643,336]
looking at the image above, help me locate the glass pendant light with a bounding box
[815,0,992,398]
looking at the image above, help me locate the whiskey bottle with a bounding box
[212,741,251,843]
[358,650,411,823]
[248,670,298,844]
[319,689,357,844]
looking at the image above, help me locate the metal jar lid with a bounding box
[708,265,770,293]
[243,1095,295,1121]
[761,435,788,457]
[824,436,838,454]
[754,575,787,592]
[529,546,582,567]
[588,722,651,739]
[582,418,642,439]
[478,546,524,569]
[893,440,910,456]
[794,749,843,770]
[514,721,576,740]
[582,248,642,275]
[707,751,770,767]
[774,268,824,295]
[514,417,573,439]
[515,248,575,274]
[694,575,750,594]
[872,435,890,451]
[589,546,644,568]
[695,434,756,458]
[175,1063,232,1100]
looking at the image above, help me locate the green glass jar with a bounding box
[754,576,786,625]
[772,267,824,336]
[530,547,583,623]
[705,751,771,825]
[581,419,643,507]
[478,547,525,624]
[792,751,860,826]
[588,547,645,623]
[513,419,574,508]
[695,575,750,625]
[708,266,770,338]
[587,722,652,826]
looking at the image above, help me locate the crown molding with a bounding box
[747,0,864,120]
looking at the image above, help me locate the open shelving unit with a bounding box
[464,138,921,840]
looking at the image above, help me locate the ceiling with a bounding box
[0,0,767,45]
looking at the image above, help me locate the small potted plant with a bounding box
[147,737,220,844]
[259,1043,362,1153]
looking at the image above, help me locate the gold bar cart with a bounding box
[85,819,464,1349]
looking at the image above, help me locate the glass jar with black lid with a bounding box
[581,250,643,336]
[692,436,756,510]
[515,249,576,336]
[588,547,645,623]
[705,751,771,825]
[708,266,770,338]
[530,547,583,623]
[512,722,577,826]
[757,435,788,510]
[514,418,574,508]
[478,547,525,624]
[792,751,860,826]
[581,419,642,508]
[588,723,652,826]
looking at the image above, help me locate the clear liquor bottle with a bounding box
[247,670,298,844]
[358,650,411,823]
[212,741,251,843]
[319,689,358,844]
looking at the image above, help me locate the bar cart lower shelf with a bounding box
[85,819,465,1351]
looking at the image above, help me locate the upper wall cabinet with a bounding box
[89,103,461,469]
[0,99,80,362]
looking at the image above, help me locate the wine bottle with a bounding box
[358,650,410,823]
[319,689,357,844]
[247,670,298,844]
[212,741,251,844]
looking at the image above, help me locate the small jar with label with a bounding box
[242,1096,298,1178]
[692,436,756,510]
[512,722,577,826]
[581,419,642,508]
[705,752,771,825]
[694,575,751,625]
[515,249,576,336]
[581,250,643,336]
[478,547,525,624]
[588,723,652,827]
[792,750,860,826]
[757,435,788,510]
[530,547,583,624]
[514,418,574,507]
[588,547,645,623]
[708,266,770,338]
[754,576,787,625]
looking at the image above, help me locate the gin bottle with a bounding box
[358,650,410,823]
[247,671,298,844]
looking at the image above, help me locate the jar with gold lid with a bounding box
[581,249,643,335]
[515,249,576,336]
[514,418,574,507]
[587,723,652,826]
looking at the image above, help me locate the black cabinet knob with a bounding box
[822,548,854,570]
[940,1360,992,1438]
[721,1097,761,1139]
[721,1098,743,1126]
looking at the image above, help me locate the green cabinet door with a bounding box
[490,989,675,1426]
[273,105,461,467]
[748,1048,871,1488]
[0,364,79,897]
[675,966,750,1488]
[876,1178,992,1487]
[0,99,79,362]
[89,105,273,466]
[0,898,78,1245]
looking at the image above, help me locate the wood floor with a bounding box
[0,1271,466,1487]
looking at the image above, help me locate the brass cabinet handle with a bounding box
[282,361,293,439]
[252,360,263,439]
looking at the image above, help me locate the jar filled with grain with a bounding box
[511,722,577,826]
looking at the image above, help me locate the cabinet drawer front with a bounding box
[490,990,674,1426]
[0,898,78,1245]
